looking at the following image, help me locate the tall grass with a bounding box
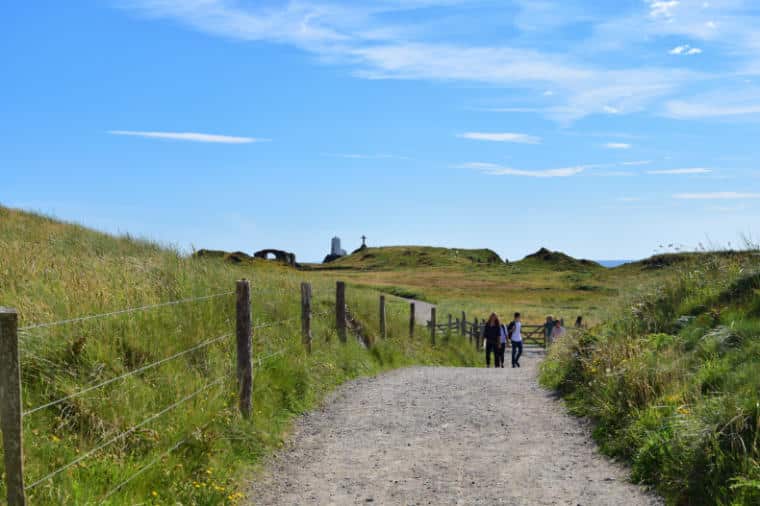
[0,207,480,504]
[540,249,760,505]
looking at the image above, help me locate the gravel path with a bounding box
[246,352,662,505]
[409,299,435,325]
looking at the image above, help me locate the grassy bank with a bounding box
[540,251,760,505]
[0,207,480,504]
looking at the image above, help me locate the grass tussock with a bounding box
[0,207,480,504]
[540,251,760,505]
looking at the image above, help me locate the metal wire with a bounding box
[23,333,232,417]
[100,437,187,501]
[19,291,234,331]
[25,376,226,491]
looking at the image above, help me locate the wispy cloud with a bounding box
[108,130,264,144]
[322,152,410,160]
[456,162,585,178]
[669,44,702,55]
[665,100,760,119]
[673,192,760,200]
[457,132,540,144]
[648,168,712,174]
[604,142,632,149]
[117,1,701,123]
[622,160,652,166]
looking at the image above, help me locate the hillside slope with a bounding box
[541,252,760,505]
[317,245,504,270]
[0,206,480,505]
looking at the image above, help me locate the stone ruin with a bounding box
[253,249,297,267]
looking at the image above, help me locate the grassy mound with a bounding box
[540,251,760,505]
[0,206,480,505]
[517,247,602,271]
[318,246,504,270]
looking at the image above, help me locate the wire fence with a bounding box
[18,291,235,332]
[1,279,471,504]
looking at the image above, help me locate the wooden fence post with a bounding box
[461,311,466,336]
[448,314,452,335]
[379,295,386,339]
[1,307,26,506]
[473,318,479,349]
[455,318,460,337]
[236,280,252,419]
[409,302,415,339]
[301,282,312,354]
[430,307,437,346]
[336,281,347,343]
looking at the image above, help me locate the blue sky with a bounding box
[2,0,760,262]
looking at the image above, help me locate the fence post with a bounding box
[455,318,460,337]
[301,282,312,354]
[473,318,479,349]
[430,307,437,346]
[1,307,26,506]
[461,311,466,336]
[336,281,347,343]
[448,314,452,334]
[409,302,415,339]
[236,280,252,419]
[379,295,386,339]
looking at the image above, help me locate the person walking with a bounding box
[481,313,502,368]
[497,321,508,368]
[551,319,565,341]
[543,315,555,345]
[508,312,523,368]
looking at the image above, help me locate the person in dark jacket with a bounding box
[481,313,502,368]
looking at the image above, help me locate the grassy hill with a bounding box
[540,251,760,505]
[0,207,481,505]
[310,245,626,327]
[516,247,603,271]
[317,245,504,270]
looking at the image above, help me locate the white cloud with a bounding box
[458,132,541,144]
[674,192,760,199]
[107,130,264,144]
[669,44,702,55]
[664,89,760,118]
[456,162,585,178]
[118,1,700,123]
[648,1,680,19]
[323,152,411,160]
[622,160,652,166]
[604,142,632,149]
[648,167,712,174]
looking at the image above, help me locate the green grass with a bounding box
[7,204,759,505]
[540,251,760,505]
[0,207,480,505]
[316,245,504,270]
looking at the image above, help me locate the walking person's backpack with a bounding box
[507,320,516,340]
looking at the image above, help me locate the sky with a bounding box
[2,0,760,262]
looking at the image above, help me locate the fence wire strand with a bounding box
[19,292,235,332]
[23,332,233,417]
[100,437,187,501]
[25,376,226,491]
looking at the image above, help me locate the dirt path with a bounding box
[246,353,662,505]
[409,298,435,324]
